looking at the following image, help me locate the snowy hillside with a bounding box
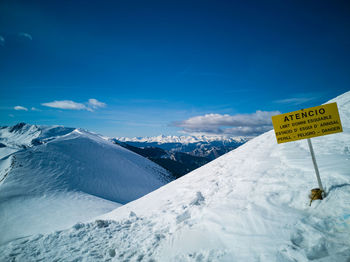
[1,91,350,261]
[0,125,172,245]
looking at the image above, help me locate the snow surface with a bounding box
[1,92,350,261]
[0,126,172,245]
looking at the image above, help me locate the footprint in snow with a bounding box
[190,191,205,206]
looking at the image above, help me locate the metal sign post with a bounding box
[271,102,343,205]
[307,138,324,192]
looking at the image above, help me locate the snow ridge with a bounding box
[0,124,173,245]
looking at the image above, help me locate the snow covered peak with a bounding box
[0,123,77,159]
[0,123,75,146]
[116,134,248,144]
[0,123,173,244]
[0,123,41,148]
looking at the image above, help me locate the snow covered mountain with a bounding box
[1,91,350,261]
[0,124,172,245]
[114,137,247,160]
[114,141,211,178]
[113,136,247,178]
[116,135,248,144]
[112,135,248,178]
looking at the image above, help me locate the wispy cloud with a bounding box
[31,107,41,111]
[274,94,318,105]
[18,32,33,41]
[0,35,4,46]
[174,110,280,137]
[42,99,106,112]
[42,100,88,110]
[0,33,32,47]
[88,98,106,109]
[14,105,28,111]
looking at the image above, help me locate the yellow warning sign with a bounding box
[272,102,343,144]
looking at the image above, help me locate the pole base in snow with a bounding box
[309,188,323,206]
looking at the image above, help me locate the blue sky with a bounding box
[1,0,349,137]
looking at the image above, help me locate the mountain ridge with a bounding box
[112,136,247,178]
[116,134,249,144]
[0,124,173,244]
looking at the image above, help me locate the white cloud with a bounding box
[42,99,106,112]
[42,100,87,110]
[14,106,28,111]
[31,107,41,111]
[88,98,106,109]
[18,32,33,41]
[274,94,318,105]
[174,110,280,137]
[0,35,4,46]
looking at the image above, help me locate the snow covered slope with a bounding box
[0,125,172,245]
[1,92,350,261]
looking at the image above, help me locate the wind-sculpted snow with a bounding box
[1,92,350,261]
[0,126,172,245]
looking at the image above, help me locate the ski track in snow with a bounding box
[1,92,350,261]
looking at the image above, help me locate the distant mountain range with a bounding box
[112,135,249,178]
[116,134,248,144]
